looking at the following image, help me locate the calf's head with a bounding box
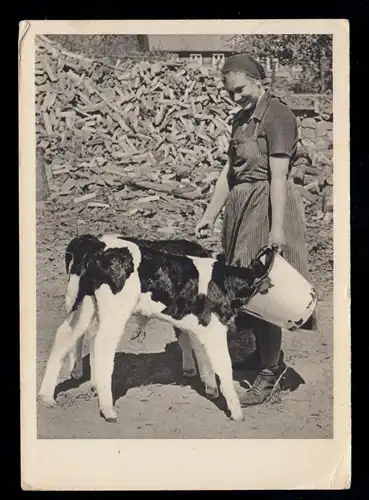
[227,256,273,311]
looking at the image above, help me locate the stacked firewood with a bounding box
[35,35,333,220]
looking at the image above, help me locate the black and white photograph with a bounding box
[20,20,350,491]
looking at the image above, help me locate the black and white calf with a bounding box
[68,238,219,396]
[38,234,267,422]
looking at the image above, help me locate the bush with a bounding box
[47,35,141,60]
[226,34,332,94]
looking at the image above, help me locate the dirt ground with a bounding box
[36,200,333,439]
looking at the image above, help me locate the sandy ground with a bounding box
[35,201,333,439]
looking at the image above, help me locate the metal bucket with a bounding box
[243,245,318,331]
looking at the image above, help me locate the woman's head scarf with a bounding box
[221,53,267,84]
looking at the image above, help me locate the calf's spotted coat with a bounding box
[39,234,267,422]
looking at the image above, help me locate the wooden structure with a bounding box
[146,35,280,73]
[147,35,236,67]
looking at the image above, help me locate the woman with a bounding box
[195,53,315,406]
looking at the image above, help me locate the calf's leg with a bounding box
[195,321,243,421]
[176,329,197,377]
[39,296,95,406]
[88,322,97,391]
[93,282,139,423]
[189,335,219,399]
[176,329,218,399]
[70,337,84,380]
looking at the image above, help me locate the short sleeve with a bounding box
[263,100,298,157]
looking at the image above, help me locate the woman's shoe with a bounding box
[239,368,280,406]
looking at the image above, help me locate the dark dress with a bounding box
[222,90,311,282]
[222,91,316,338]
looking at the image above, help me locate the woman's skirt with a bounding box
[222,178,317,332]
[222,178,311,280]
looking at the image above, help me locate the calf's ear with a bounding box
[215,253,226,264]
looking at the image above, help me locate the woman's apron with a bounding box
[222,100,311,284]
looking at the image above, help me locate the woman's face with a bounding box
[223,71,262,110]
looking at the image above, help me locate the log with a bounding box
[36,148,50,201]
[73,192,97,204]
[304,180,320,192]
[322,185,333,212]
[128,180,176,194]
[304,166,319,176]
[296,185,319,204]
[126,179,203,201]
[86,202,110,209]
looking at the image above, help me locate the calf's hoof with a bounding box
[205,385,219,400]
[83,384,97,399]
[38,393,56,408]
[230,408,244,421]
[100,407,118,423]
[105,416,117,424]
[183,368,197,378]
[89,385,97,397]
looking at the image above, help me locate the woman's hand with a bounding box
[268,228,286,253]
[195,217,215,238]
[195,162,231,239]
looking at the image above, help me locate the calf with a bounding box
[38,233,269,422]
[67,238,217,386]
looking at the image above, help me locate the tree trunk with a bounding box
[271,59,276,92]
[320,50,326,93]
[36,148,50,201]
[137,35,149,52]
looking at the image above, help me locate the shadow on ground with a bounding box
[55,341,306,417]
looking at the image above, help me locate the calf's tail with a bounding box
[65,272,81,315]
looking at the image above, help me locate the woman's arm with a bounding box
[264,101,298,251]
[269,154,289,249]
[195,161,230,236]
[204,161,230,221]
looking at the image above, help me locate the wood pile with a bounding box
[293,130,333,220]
[35,35,333,224]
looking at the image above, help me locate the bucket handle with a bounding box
[254,243,279,262]
[254,244,278,276]
[249,244,279,298]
